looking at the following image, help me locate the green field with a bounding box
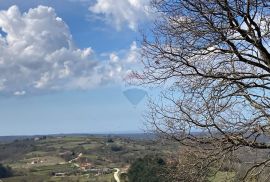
[0,135,171,182]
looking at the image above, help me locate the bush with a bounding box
[0,163,13,178]
[166,148,216,182]
[107,138,114,143]
[110,145,123,152]
[120,173,129,182]
[128,155,169,182]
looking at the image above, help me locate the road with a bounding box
[113,168,120,182]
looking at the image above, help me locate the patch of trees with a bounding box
[120,173,129,182]
[107,138,114,143]
[59,151,75,162]
[0,164,13,178]
[128,155,170,182]
[110,145,123,152]
[0,139,37,162]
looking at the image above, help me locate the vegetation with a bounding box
[0,164,13,178]
[166,148,216,182]
[110,145,123,152]
[128,155,169,182]
[135,0,270,180]
[1,134,267,181]
[0,135,177,182]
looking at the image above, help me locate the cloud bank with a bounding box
[0,5,139,96]
[89,0,152,31]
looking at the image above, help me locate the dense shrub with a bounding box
[110,145,123,152]
[107,138,114,143]
[128,155,169,182]
[120,173,129,182]
[166,148,217,182]
[0,163,13,178]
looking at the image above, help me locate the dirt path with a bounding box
[68,153,82,163]
[113,168,120,182]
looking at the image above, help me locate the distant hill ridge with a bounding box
[0,133,156,143]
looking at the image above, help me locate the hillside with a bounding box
[0,135,173,182]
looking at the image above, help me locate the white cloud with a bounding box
[126,41,140,63]
[13,90,26,96]
[89,0,152,31]
[0,5,140,96]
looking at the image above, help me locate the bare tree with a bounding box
[135,0,270,181]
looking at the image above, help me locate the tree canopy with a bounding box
[137,0,270,180]
[128,155,169,182]
[0,164,13,178]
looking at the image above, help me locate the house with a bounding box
[80,162,92,171]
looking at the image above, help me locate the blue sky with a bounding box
[0,0,153,135]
